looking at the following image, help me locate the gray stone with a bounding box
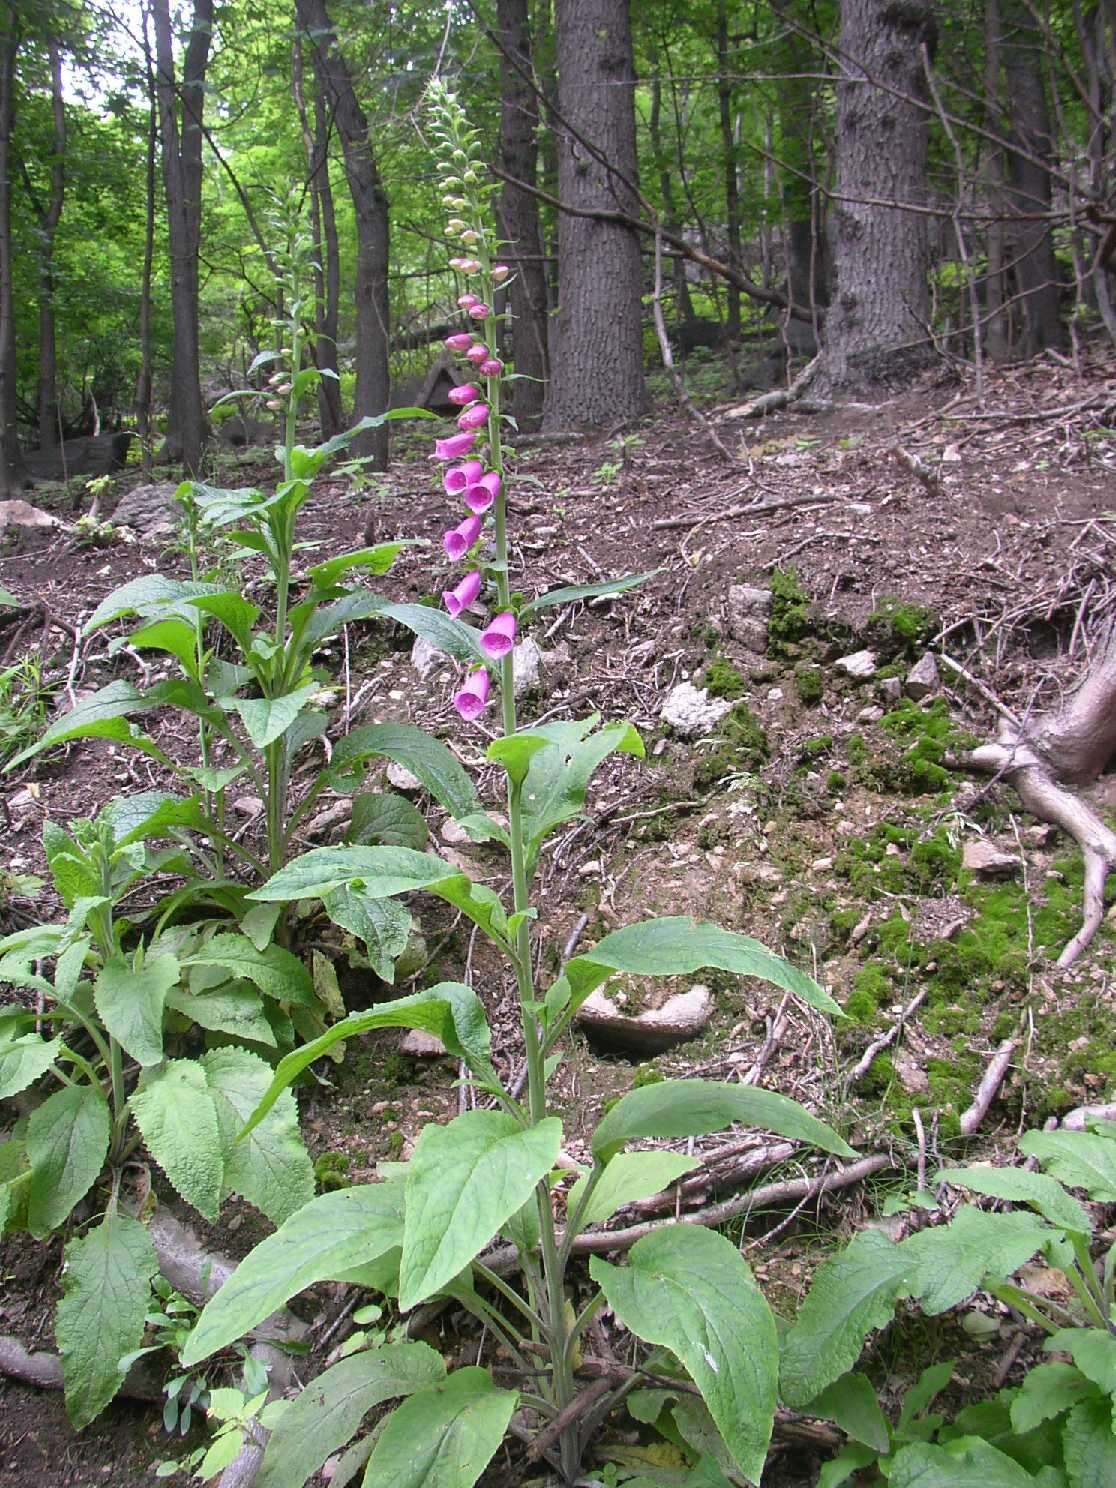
[386,761,422,793]
[111,482,180,535]
[0,501,60,549]
[400,1029,447,1058]
[962,839,1018,877]
[440,817,476,847]
[879,676,903,703]
[512,636,544,696]
[905,652,940,700]
[576,983,712,1056]
[726,584,772,653]
[835,649,877,680]
[857,704,884,723]
[410,636,448,678]
[661,682,733,739]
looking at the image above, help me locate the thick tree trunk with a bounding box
[297,0,389,469]
[715,0,742,381]
[0,7,25,494]
[982,0,1010,362]
[152,0,212,475]
[496,0,549,430]
[773,1,828,356]
[544,0,646,430]
[31,39,64,451]
[815,0,936,395]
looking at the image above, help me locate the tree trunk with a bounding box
[297,0,389,469]
[647,56,696,338]
[815,0,935,395]
[715,0,742,382]
[28,38,64,451]
[544,0,646,430]
[773,1,828,356]
[152,0,212,475]
[1001,0,1063,356]
[136,6,157,471]
[0,6,25,494]
[496,0,549,430]
[982,0,1010,362]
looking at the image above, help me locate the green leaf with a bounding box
[889,1437,1053,1487]
[513,717,644,868]
[1044,1329,1116,1394]
[1016,1130,1116,1202]
[237,983,497,1141]
[27,1083,111,1237]
[900,1207,1053,1314]
[56,1212,158,1429]
[231,683,320,750]
[568,1151,700,1230]
[806,1373,891,1453]
[129,1061,223,1220]
[372,601,488,665]
[101,791,206,847]
[125,617,203,675]
[324,890,412,982]
[896,1361,955,1435]
[591,1225,778,1484]
[485,734,550,787]
[202,1048,314,1225]
[780,1229,913,1407]
[84,575,227,633]
[937,1165,1090,1235]
[329,723,482,820]
[165,984,276,1046]
[5,679,168,771]
[181,933,315,1005]
[361,1367,517,1488]
[347,792,429,851]
[94,953,179,1067]
[189,592,262,651]
[306,542,409,589]
[1062,1397,1116,1488]
[0,1033,62,1099]
[819,1444,881,1488]
[1008,1364,1094,1435]
[399,1111,562,1309]
[520,570,659,615]
[257,1343,445,1488]
[181,1185,405,1367]
[591,1078,853,1161]
[561,917,841,1022]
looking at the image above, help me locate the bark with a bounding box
[0,6,24,493]
[773,1,829,355]
[297,0,389,469]
[496,0,549,430]
[815,0,936,395]
[715,0,742,376]
[1001,0,1063,356]
[152,0,212,474]
[647,53,696,337]
[544,0,646,430]
[983,0,1010,361]
[136,7,157,470]
[24,38,64,451]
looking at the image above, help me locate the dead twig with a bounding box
[959,1038,1018,1135]
[652,491,839,532]
[849,987,930,1083]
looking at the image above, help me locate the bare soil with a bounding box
[2,345,1115,1485]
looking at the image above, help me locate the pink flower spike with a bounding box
[480,612,517,659]
[447,384,481,407]
[457,293,480,310]
[463,470,500,513]
[491,264,510,283]
[444,332,473,353]
[444,458,484,495]
[443,569,483,618]
[468,302,491,320]
[457,403,490,431]
[448,257,469,272]
[432,430,477,461]
[459,258,482,275]
[443,513,483,562]
[479,358,504,377]
[454,668,491,722]
[465,343,489,365]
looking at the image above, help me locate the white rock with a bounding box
[726,585,771,653]
[962,839,1018,877]
[232,795,265,817]
[857,704,884,723]
[767,686,783,702]
[512,636,544,696]
[440,817,475,847]
[879,676,903,703]
[660,682,733,739]
[400,1029,447,1058]
[411,636,447,678]
[835,649,877,680]
[905,652,940,700]
[387,762,422,793]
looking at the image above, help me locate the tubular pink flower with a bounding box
[479,358,504,377]
[444,458,484,495]
[454,668,491,722]
[490,264,510,283]
[443,513,483,561]
[448,256,469,271]
[456,403,490,431]
[444,332,473,353]
[480,612,516,659]
[447,384,481,407]
[467,302,491,320]
[443,569,483,617]
[459,258,482,275]
[457,293,479,309]
[465,343,489,365]
[463,470,500,513]
[432,431,477,461]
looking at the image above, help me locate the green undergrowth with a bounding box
[867,595,938,654]
[693,701,769,790]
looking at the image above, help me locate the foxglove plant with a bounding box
[178,82,853,1488]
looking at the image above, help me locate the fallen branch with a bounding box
[959,1038,1018,1135]
[850,987,930,1082]
[651,491,838,531]
[722,355,820,420]
[624,1141,797,1217]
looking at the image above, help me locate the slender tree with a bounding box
[0,4,25,492]
[19,34,64,449]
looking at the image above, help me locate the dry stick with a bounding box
[959,1038,1019,1136]
[526,1377,613,1462]
[721,354,821,420]
[650,222,738,465]
[850,986,930,1083]
[651,490,839,532]
[946,395,1114,423]
[938,652,1021,727]
[625,1141,797,1218]
[894,444,942,495]
[742,992,790,1086]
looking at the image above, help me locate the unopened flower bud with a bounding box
[266,398,283,410]
[457,293,480,310]
[459,230,480,246]
[446,218,466,233]
[462,168,479,184]
[479,358,504,377]
[432,431,478,461]
[444,333,474,353]
[459,259,482,275]
[465,343,489,365]
[467,302,491,320]
[448,384,482,406]
[490,264,511,283]
[456,403,490,431]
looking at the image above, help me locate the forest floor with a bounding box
[1,342,1115,1487]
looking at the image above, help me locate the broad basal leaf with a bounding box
[202,1048,313,1225]
[323,888,412,983]
[27,1083,111,1237]
[181,1185,405,1366]
[100,791,206,847]
[1008,1363,1094,1435]
[327,724,482,822]
[591,1225,778,1484]
[372,601,488,666]
[231,683,320,750]
[0,1033,61,1099]
[1062,1397,1116,1488]
[568,1151,701,1231]
[6,679,168,771]
[165,983,276,1046]
[306,542,409,589]
[56,1212,158,1429]
[520,570,659,615]
[1044,1329,1116,1394]
[84,575,227,633]
[889,1437,1055,1487]
[805,1372,892,1454]
[559,917,841,1022]
[361,1367,517,1488]
[514,716,644,870]
[181,933,315,1004]
[129,1060,223,1220]
[93,952,180,1067]
[347,792,429,851]
[257,1342,444,1488]
[1017,1130,1116,1203]
[591,1079,853,1161]
[937,1165,1091,1235]
[399,1111,561,1310]
[900,1206,1053,1314]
